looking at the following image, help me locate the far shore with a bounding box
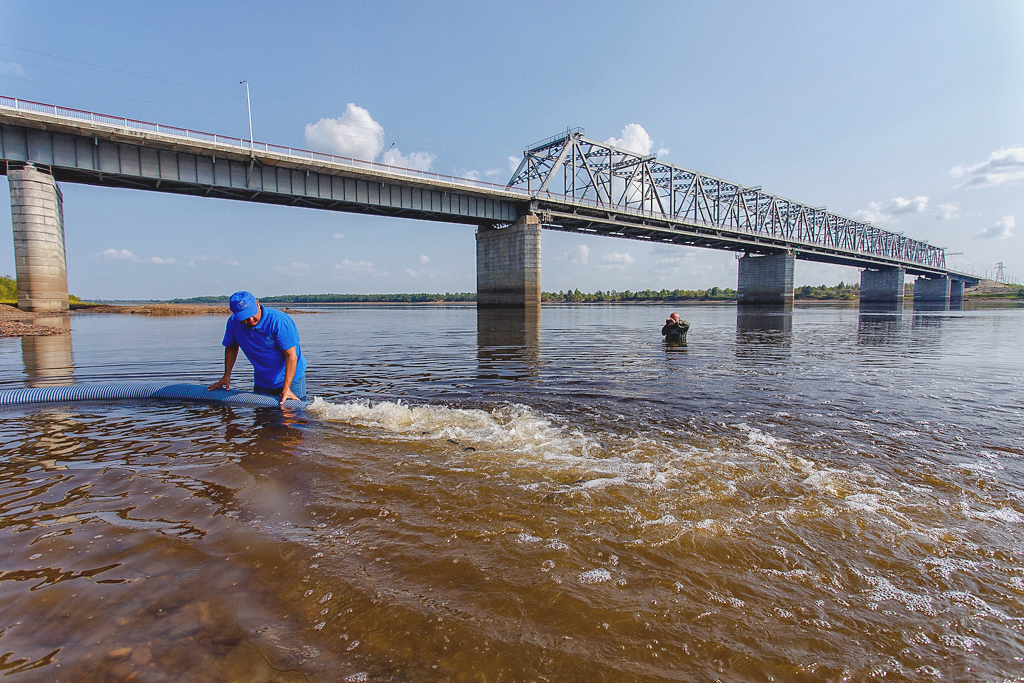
[2,291,1021,338]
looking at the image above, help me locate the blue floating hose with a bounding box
[0,382,310,409]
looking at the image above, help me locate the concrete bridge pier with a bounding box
[8,164,69,312]
[949,280,965,310]
[913,276,950,310]
[737,252,794,305]
[476,215,541,308]
[860,267,905,304]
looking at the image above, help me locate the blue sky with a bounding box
[1,0,1022,299]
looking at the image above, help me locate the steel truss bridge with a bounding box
[510,130,960,278]
[0,96,972,281]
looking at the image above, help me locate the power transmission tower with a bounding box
[995,262,1005,283]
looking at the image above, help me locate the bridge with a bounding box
[0,95,976,313]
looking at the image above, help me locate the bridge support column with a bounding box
[949,280,965,310]
[737,252,794,305]
[859,267,905,304]
[9,165,69,312]
[913,276,950,310]
[476,215,540,308]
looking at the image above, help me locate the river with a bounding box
[0,303,1022,682]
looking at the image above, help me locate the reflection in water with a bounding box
[477,307,541,381]
[223,404,308,453]
[913,299,950,312]
[21,316,73,387]
[736,304,792,352]
[858,303,906,346]
[736,304,793,334]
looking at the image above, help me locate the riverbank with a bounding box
[0,304,69,337]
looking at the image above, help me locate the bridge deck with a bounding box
[0,96,976,282]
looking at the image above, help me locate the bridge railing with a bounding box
[0,96,952,270]
[0,95,530,197]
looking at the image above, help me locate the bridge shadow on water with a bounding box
[735,305,793,360]
[476,307,541,382]
[857,302,907,347]
[20,316,74,387]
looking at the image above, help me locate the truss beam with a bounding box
[509,132,946,271]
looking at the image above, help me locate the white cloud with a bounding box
[0,61,25,77]
[936,202,961,220]
[606,124,653,155]
[274,261,312,276]
[975,215,1015,240]
[951,146,1024,189]
[459,169,482,181]
[186,254,237,267]
[599,251,636,269]
[484,168,504,179]
[852,202,888,224]
[333,232,345,239]
[335,259,387,278]
[554,244,591,264]
[509,156,521,173]
[852,196,929,224]
[570,245,590,265]
[419,254,431,264]
[888,196,929,214]
[304,103,385,161]
[95,248,176,264]
[656,147,669,157]
[97,248,136,260]
[382,146,436,171]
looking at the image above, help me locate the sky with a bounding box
[1,0,1022,300]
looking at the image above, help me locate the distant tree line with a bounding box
[164,283,868,304]
[541,288,736,302]
[795,282,859,300]
[170,292,476,304]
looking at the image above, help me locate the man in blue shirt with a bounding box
[207,291,308,406]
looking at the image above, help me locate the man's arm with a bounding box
[279,346,299,406]
[207,344,240,391]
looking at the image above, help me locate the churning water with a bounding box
[0,303,1022,682]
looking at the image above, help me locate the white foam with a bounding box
[708,592,745,608]
[865,577,937,616]
[939,634,984,651]
[308,397,582,455]
[577,568,612,584]
[967,506,1024,524]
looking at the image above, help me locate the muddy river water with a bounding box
[0,303,1022,682]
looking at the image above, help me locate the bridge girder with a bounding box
[509,131,951,274]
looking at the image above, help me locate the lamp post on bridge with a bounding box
[239,80,254,152]
[240,80,256,186]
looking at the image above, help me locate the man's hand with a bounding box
[207,376,231,391]
[280,386,300,407]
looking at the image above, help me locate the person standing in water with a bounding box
[661,312,690,344]
[207,291,307,406]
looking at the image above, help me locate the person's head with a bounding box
[229,291,261,327]
[669,312,680,322]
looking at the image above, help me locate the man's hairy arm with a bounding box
[279,346,300,406]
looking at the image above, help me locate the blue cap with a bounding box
[229,291,259,321]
